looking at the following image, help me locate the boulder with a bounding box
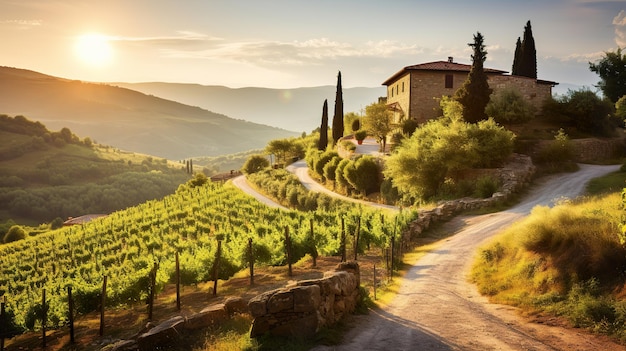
[185,304,228,330]
[137,316,185,351]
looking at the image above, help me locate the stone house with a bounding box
[382,57,557,125]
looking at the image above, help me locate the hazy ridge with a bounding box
[0,66,298,160]
[113,82,386,133]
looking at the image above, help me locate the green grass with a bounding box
[586,168,626,195]
[471,191,626,341]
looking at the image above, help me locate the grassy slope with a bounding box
[471,169,626,341]
[0,127,190,226]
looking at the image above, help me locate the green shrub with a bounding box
[3,225,26,243]
[473,176,500,198]
[486,87,535,124]
[241,154,270,174]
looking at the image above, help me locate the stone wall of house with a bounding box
[489,75,553,114]
[248,261,360,339]
[409,71,469,123]
[388,71,553,124]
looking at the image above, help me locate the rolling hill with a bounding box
[112,82,386,133]
[0,66,298,160]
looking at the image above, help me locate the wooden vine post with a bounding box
[148,262,157,320]
[212,240,222,297]
[175,252,181,311]
[373,263,377,300]
[41,289,46,348]
[353,216,361,261]
[248,238,254,286]
[309,218,318,267]
[341,217,346,262]
[1,296,5,351]
[68,286,75,343]
[100,276,107,336]
[285,226,293,277]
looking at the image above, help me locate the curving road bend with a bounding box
[310,164,625,351]
[286,160,398,211]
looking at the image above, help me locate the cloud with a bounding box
[112,31,222,47]
[613,10,626,47]
[0,19,42,29]
[159,37,423,67]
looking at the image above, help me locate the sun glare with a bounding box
[74,33,113,67]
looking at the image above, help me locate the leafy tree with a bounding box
[589,47,626,103]
[512,37,522,75]
[266,138,302,165]
[350,115,361,132]
[344,156,380,196]
[616,95,626,121]
[314,151,339,180]
[363,100,394,152]
[242,155,270,174]
[517,21,537,79]
[323,156,341,184]
[50,217,64,230]
[4,225,27,243]
[332,71,344,145]
[486,87,535,123]
[318,99,329,151]
[454,32,492,123]
[565,89,616,136]
[384,98,514,201]
[335,158,351,191]
[401,118,419,137]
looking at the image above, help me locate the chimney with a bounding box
[448,56,453,63]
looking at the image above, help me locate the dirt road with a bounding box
[312,164,625,351]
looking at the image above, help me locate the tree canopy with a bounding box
[454,32,492,123]
[363,99,394,152]
[513,21,537,79]
[589,47,626,103]
[384,98,515,201]
[318,99,329,150]
[332,71,344,145]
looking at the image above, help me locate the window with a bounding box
[445,74,453,89]
[402,82,405,92]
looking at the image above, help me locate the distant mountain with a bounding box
[0,66,298,159]
[112,82,386,133]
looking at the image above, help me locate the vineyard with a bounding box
[0,179,417,333]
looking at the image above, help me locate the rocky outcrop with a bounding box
[248,261,360,338]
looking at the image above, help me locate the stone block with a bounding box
[225,296,249,315]
[185,303,228,330]
[267,289,293,313]
[137,316,185,351]
[293,285,321,313]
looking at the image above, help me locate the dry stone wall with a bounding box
[248,261,360,338]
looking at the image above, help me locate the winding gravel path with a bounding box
[312,164,625,351]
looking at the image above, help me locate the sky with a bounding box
[1,0,625,90]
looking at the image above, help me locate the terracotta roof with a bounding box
[382,60,508,86]
[63,214,107,226]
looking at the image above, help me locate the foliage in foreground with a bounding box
[471,192,626,340]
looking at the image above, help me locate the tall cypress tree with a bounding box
[332,71,344,145]
[519,20,537,79]
[512,37,522,75]
[318,99,329,150]
[454,32,492,123]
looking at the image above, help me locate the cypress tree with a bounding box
[454,32,492,123]
[332,71,344,145]
[512,37,522,75]
[519,20,537,79]
[318,99,329,150]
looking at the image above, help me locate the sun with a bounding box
[74,33,113,67]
